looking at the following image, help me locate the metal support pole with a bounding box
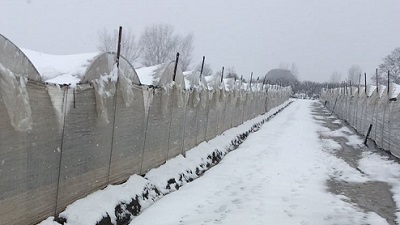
[376,68,379,93]
[108,26,123,184]
[200,56,205,79]
[220,66,224,83]
[388,70,390,95]
[364,73,367,95]
[173,52,180,82]
[364,124,373,146]
[250,72,253,90]
[116,26,122,67]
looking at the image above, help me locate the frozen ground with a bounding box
[128,100,400,225]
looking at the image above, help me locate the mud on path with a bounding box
[312,102,398,225]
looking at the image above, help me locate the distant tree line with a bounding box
[327,47,400,86]
[375,47,400,84]
[97,24,194,71]
[100,24,400,98]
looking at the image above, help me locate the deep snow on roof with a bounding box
[135,64,163,86]
[22,48,99,84]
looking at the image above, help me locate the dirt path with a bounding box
[312,102,398,225]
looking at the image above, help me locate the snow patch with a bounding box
[22,48,98,85]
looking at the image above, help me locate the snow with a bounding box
[319,126,363,148]
[183,70,207,90]
[136,64,162,86]
[36,100,291,225]
[21,48,99,86]
[59,175,157,225]
[358,153,400,224]
[204,75,220,90]
[45,74,81,86]
[36,100,400,225]
[129,100,386,225]
[379,85,387,97]
[367,85,377,97]
[390,83,400,99]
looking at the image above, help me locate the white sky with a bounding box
[1,0,400,82]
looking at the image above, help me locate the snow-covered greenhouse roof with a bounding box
[22,48,99,86]
[136,61,185,89]
[1,33,142,87]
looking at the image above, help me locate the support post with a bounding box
[257,77,259,89]
[364,73,367,95]
[330,97,338,116]
[200,56,205,79]
[358,73,361,94]
[116,26,123,67]
[262,76,267,92]
[108,26,122,184]
[173,52,180,81]
[376,68,379,93]
[249,72,253,89]
[388,70,390,95]
[364,124,373,146]
[220,66,224,83]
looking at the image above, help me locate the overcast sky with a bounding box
[1,0,400,82]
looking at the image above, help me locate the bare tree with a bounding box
[178,33,194,71]
[378,47,400,84]
[279,62,290,70]
[329,71,342,83]
[265,68,298,87]
[279,62,299,78]
[139,24,180,67]
[225,66,239,80]
[290,63,299,78]
[371,69,385,85]
[347,65,362,84]
[97,28,141,64]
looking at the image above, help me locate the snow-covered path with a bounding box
[129,100,391,225]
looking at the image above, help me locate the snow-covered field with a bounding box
[38,99,400,225]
